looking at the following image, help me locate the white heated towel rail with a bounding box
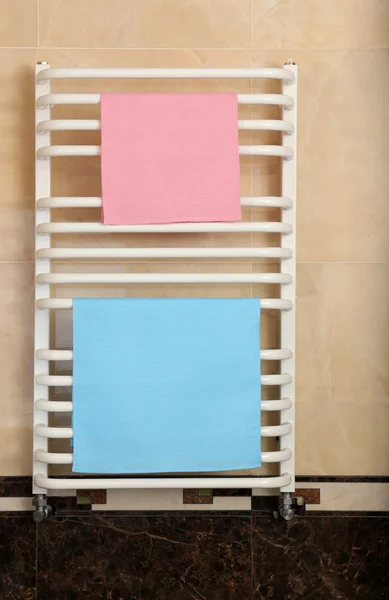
[33,62,297,510]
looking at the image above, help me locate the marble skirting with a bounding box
[1,513,388,599]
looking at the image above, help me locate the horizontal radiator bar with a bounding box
[35,397,293,413]
[37,196,293,209]
[37,222,292,234]
[36,298,293,310]
[36,374,293,386]
[37,247,292,259]
[36,67,295,82]
[35,448,292,465]
[36,348,293,361]
[35,422,292,439]
[34,473,292,491]
[36,273,292,285]
[37,119,294,134]
[37,144,293,159]
[37,93,294,108]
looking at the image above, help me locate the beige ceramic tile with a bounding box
[253,0,389,49]
[94,489,251,511]
[297,392,389,475]
[0,0,37,47]
[0,498,33,511]
[49,260,253,359]
[49,259,254,368]
[35,49,253,255]
[252,262,282,478]
[50,261,279,360]
[0,263,34,474]
[297,482,389,511]
[39,0,251,49]
[319,483,389,512]
[253,49,389,262]
[50,259,253,294]
[251,130,283,255]
[249,63,287,255]
[37,48,252,90]
[249,262,282,477]
[1,401,33,476]
[0,49,37,260]
[296,263,389,475]
[47,261,275,478]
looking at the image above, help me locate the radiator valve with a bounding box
[32,494,52,522]
[278,492,294,521]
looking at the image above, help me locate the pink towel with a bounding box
[101,94,241,224]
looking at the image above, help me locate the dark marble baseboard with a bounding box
[0,477,32,498]
[37,515,251,599]
[252,517,389,599]
[1,513,388,599]
[0,517,36,600]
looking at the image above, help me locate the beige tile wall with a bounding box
[0,0,388,476]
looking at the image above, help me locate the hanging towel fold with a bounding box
[72,298,261,474]
[101,94,241,224]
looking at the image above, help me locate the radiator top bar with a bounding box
[36,67,295,83]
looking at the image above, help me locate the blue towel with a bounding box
[72,298,261,474]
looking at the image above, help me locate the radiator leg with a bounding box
[32,494,52,522]
[278,492,294,521]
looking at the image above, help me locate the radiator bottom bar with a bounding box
[35,473,291,490]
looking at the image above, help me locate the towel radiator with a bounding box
[33,63,297,520]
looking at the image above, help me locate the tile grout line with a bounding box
[250,0,253,51]
[0,46,252,51]
[1,46,389,51]
[296,261,389,265]
[36,0,40,47]
[250,510,254,599]
[26,260,275,265]
[35,519,38,600]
